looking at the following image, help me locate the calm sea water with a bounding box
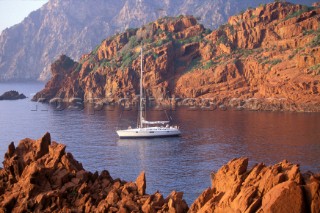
[0,82,320,204]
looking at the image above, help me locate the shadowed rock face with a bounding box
[0,133,188,212]
[32,2,320,112]
[0,133,319,212]
[0,91,26,100]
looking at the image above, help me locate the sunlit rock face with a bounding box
[33,3,320,112]
[190,158,320,213]
[0,0,315,81]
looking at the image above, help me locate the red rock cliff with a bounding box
[33,2,320,112]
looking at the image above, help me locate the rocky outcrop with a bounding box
[0,90,26,100]
[0,133,188,212]
[33,2,320,112]
[1,0,300,82]
[32,15,206,104]
[175,2,320,112]
[1,134,319,212]
[189,158,320,213]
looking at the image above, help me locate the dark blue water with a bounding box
[0,82,320,204]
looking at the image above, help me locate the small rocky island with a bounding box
[0,90,26,100]
[0,133,319,212]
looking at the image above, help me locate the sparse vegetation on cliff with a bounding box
[309,34,320,48]
[284,5,312,20]
[310,64,320,75]
[33,2,320,112]
[203,60,216,69]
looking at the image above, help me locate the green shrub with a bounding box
[270,59,282,65]
[309,34,320,47]
[99,59,110,68]
[213,54,227,61]
[74,63,82,72]
[88,56,96,64]
[154,38,170,47]
[204,28,212,35]
[166,31,173,39]
[229,25,235,35]
[156,28,164,35]
[233,58,240,64]
[144,38,153,43]
[92,45,100,55]
[177,35,202,45]
[239,49,254,57]
[303,29,315,36]
[310,64,320,74]
[128,36,139,49]
[288,54,294,60]
[185,57,201,72]
[121,52,134,68]
[92,64,99,72]
[203,60,216,69]
[126,28,138,34]
[216,34,228,45]
[262,58,282,66]
[250,15,256,19]
[190,35,202,43]
[284,6,311,21]
[258,56,268,64]
[152,52,159,59]
[288,47,304,60]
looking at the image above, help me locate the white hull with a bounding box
[116,47,181,139]
[117,127,181,138]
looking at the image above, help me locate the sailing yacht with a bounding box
[116,47,181,138]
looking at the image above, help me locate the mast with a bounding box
[140,46,143,128]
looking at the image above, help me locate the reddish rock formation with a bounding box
[0,134,319,212]
[189,158,320,213]
[33,2,320,112]
[176,2,320,112]
[0,133,188,212]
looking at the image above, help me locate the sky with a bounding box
[0,0,48,33]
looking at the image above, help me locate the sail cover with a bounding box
[141,118,169,125]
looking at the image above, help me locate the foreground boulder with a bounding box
[0,90,26,100]
[189,158,320,213]
[0,133,188,212]
[1,134,319,212]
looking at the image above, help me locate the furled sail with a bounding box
[141,117,169,125]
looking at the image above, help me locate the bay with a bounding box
[0,82,319,204]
